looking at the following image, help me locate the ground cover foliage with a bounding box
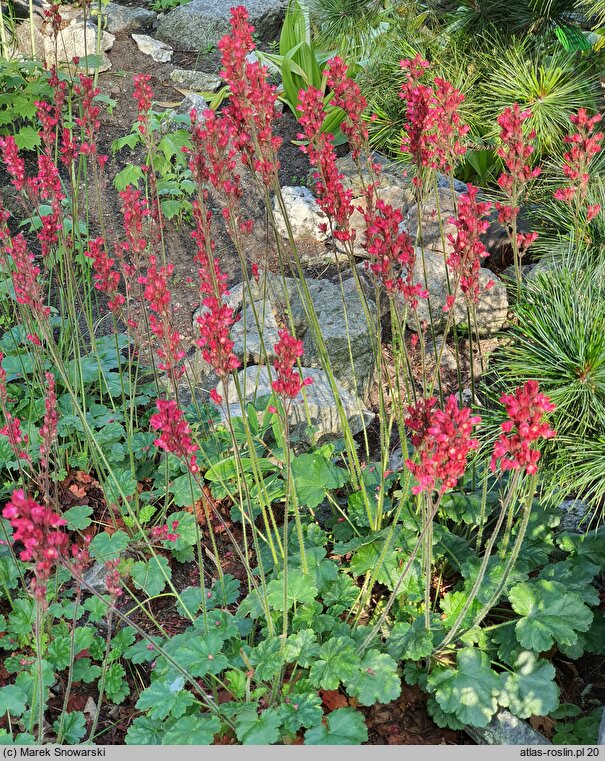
[0,0,603,747]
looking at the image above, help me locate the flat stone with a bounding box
[170,68,222,92]
[273,186,329,244]
[465,710,550,745]
[104,3,156,33]
[218,365,373,443]
[132,33,172,62]
[155,0,286,52]
[404,248,508,337]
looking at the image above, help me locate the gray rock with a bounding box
[61,21,114,71]
[558,499,592,533]
[425,336,458,373]
[403,187,461,254]
[231,301,281,364]
[333,152,415,206]
[195,274,378,399]
[173,93,208,121]
[436,172,468,193]
[218,365,373,442]
[404,248,508,337]
[273,186,329,244]
[170,68,222,92]
[599,707,605,745]
[104,3,156,33]
[131,32,172,62]
[82,561,109,593]
[465,710,550,745]
[301,277,379,399]
[155,0,286,52]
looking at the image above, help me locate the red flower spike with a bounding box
[490,380,556,476]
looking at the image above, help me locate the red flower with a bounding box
[39,372,58,472]
[490,381,556,476]
[271,329,312,399]
[363,195,427,308]
[2,490,68,601]
[85,237,125,312]
[218,6,282,184]
[138,255,186,380]
[554,109,603,206]
[445,185,492,304]
[150,398,199,474]
[133,73,154,136]
[325,57,368,160]
[405,395,480,494]
[297,86,354,242]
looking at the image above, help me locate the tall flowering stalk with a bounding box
[138,255,186,386]
[495,104,541,293]
[218,6,282,186]
[271,329,313,578]
[297,86,354,243]
[554,109,603,242]
[445,185,492,308]
[149,398,199,474]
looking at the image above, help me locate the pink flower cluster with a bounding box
[2,489,68,600]
[446,185,492,304]
[554,109,603,220]
[271,329,312,399]
[218,6,282,184]
[133,73,154,137]
[85,237,125,313]
[405,395,480,495]
[297,86,354,242]
[496,104,541,198]
[363,196,427,308]
[325,57,368,160]
[39,372,58,472]
[399,55,469,176]
[150,520,180,543]
[490,381,556,476]
[138,256,186,380]
[150,398,199,474]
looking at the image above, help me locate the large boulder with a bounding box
[218,365,373,442]
[155,0,286,52]
[193,273,379,399]
[104,3,156,33]
[403,248,508,336]
[14,19,115,71]
[272,186,329,244]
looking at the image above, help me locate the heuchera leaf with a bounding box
[309,637,359,690]
[498,651,559,719]
[508,580,593,652]
[235,705,282,745]
[428,648,500,727]
[161,714,220,745]
[304,708,368,745]
[345,650,401,706]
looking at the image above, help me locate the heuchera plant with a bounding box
[0,3,602,747]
